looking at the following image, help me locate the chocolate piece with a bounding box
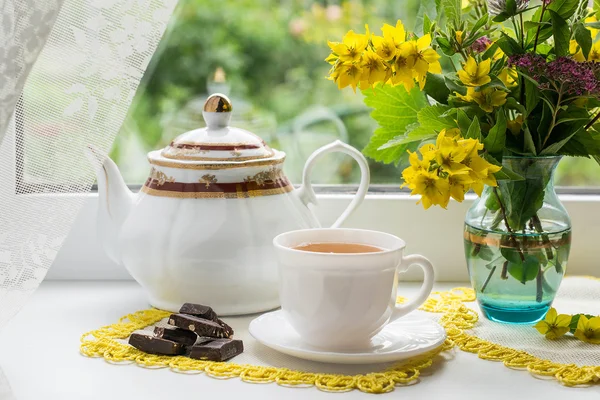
[168,314,231,338]
[179,303,218,321]
[217,318,234,337]
[154,326,197,346]
[128,333,185,355]
[189,339,244,361]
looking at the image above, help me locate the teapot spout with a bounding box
[85,145,134,265]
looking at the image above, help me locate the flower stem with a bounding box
[533,2,547,54]
[585,110,600,130]
[519,13,525,48]
[531,214,553,260]
[481,265,497,293]
[501,260,509,280]
[541,86,563,149]
[536,264,543,303]
[493,187,526,262]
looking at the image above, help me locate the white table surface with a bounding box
[0,281,598,399]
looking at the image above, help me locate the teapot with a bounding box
[86,94,370,315]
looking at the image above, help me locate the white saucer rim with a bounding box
[249,310,447,364]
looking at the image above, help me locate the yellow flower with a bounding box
[381,20,406,48]
[460,139,501,195]
[498,68,517,88]
[455,31,464,45]
[330,62,363,92]
[586,14,599,40]
[408,170,451,209]
[402,34,442,89]
[507,115,523,135]
[458,56,492,86]
[372,35,397,61]
[573,41,600,62]
[573,315,600,344]
[328,30,368,63]
[469,87,508,113]
[441,128,462,138]
[462,0,471,8]
[448,172,474,201]
[391,43,416,90]
[534,308,571,340]
[435,130,469,174]
[360,50,390,88]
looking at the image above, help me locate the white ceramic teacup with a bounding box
[273,228,435,350]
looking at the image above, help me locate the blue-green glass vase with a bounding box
[464,156,571,324]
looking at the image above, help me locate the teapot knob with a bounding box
[203,93,232,129]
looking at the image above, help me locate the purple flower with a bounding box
[472,37,492,53]
[509,54,600,96]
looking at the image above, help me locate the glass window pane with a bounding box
[112,0,600,188]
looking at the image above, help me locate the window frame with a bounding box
[47,189,600,281]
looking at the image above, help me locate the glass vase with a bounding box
[464,156,571,324]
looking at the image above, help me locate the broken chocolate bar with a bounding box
[154,326,197,346]
[179,303,218,321]
[216,318,234,337]
[189,339,244,361]
[129,332,185,355]
[168,314,231,338]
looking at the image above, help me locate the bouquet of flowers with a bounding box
[326,0,600,208]
[325,0,600,319]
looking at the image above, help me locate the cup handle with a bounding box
[295,140,370,228]
[388,254,435,323]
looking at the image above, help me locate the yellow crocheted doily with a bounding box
[81,277,600,393]
[80,306,452,394]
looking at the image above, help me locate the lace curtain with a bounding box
[0,0,177,393]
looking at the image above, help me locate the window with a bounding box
[109,0,600,188]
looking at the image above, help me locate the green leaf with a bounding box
[423,13,432,34]
[416,0,438,35]
[361,85,428,164]
[423,73,451,104]
[469,14,489,37]
[540,128,580,155]
[457,109,472,133]
[496,32,524,55]
[505,0,517,15]
[523,124,538,155]
[379,104,454,149]
[499,175,546,230]
[501,246,523,264]
[550,11,570,57]
[466,117,482,141]
[558,127,600,156]
[547,0,580,20]
[442,0,461,26]
[524,79,539,116]
[436,37,455,56]
[493,12,511,23]
[482,43,500,60]
[483,109,507,153]
[505,97,526,115]
[444,75,467,95]
[483,153,525,181]
[508,256,540,284]
[586,21,600,29]
[575,23,593,60]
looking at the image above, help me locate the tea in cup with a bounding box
[273,228,435,350]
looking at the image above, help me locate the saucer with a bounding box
[249,310,446,364]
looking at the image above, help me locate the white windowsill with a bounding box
[48,191,599,281]
[1,280,598,399]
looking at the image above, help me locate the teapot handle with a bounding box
[295,140,370,228]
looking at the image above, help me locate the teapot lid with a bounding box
[160,94,276,162]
